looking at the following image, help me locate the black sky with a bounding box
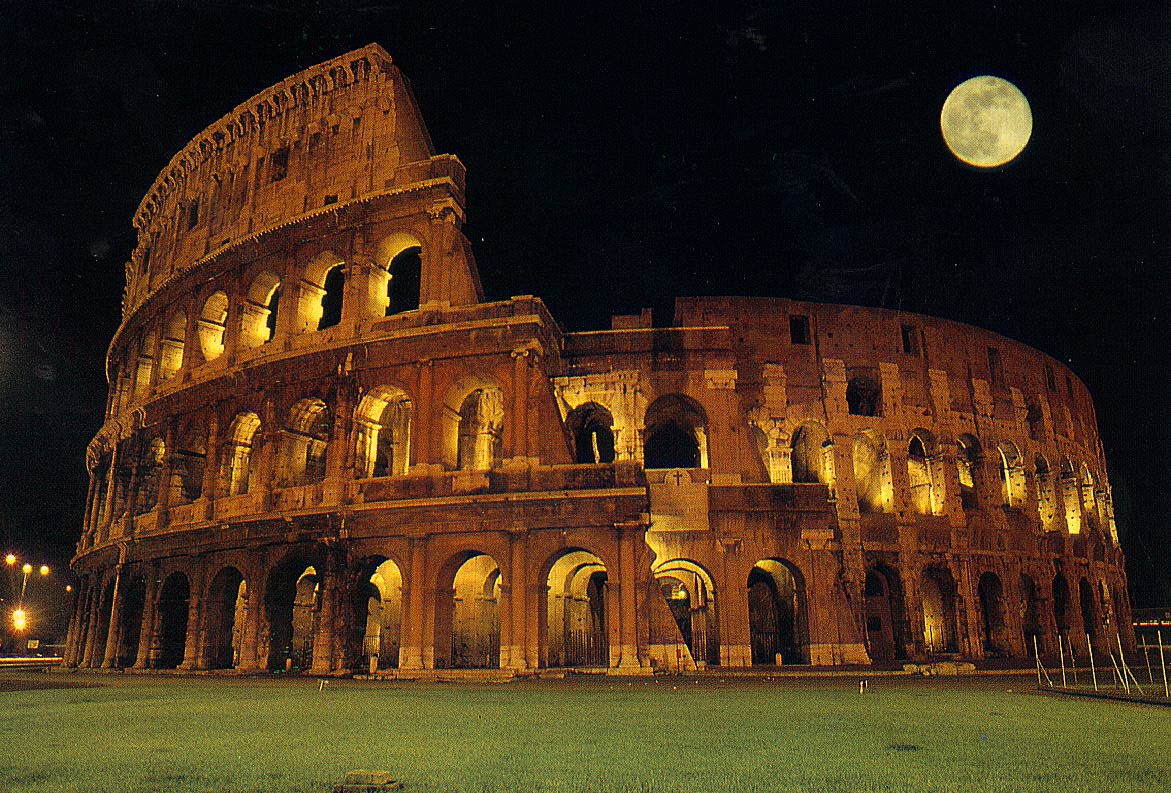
[1,1,1168,605]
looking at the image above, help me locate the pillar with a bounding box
[179,568,204,670]
[311,553,343,674]
[237,560,266,672]
[100,565,124,668]
[399,538,426,670]
[81,577,105,667]
[616,524,641,669]
[505,532,529,669]
[133,568,160,669]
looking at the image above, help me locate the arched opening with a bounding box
[956,434,980,510]
[456,389,504,470]
[846,372,881,416]
[134,329,157,398]
[222,412,262,496]
[1078,577,1096,641]
[747,559,807,665]
[654,559,720,666]
[1060,457,1082,534]
[354,387,413,478]
[198,291,228,362]
[864,564,908,663]
[434,552,501,669]
[263,557,319,672]
[1035,454,1058,530]
[1079,464,1098,530]
[170,421,206,505]
[281,398,331,486]
[317,265,345,330]
[387,246,422,315]
[159,310,186,380]
[90,579,116,667]
[920,566,958,654]
[239,272,281,349]
[544,550,609,668]
[134,436,166,514]
[1053,573,1072,635]
[977,572,1007,656]
[116,576,146,668]
[906,432,938,515]
[156,572,190,669]
[791,422,831,485]
[566,403,616,464]
[997,441,1025,507]
[203,567,247,670]
[1020,575,1041,655]
[644,394,708,470]
[853,431,889,514]
[349,557,403,671]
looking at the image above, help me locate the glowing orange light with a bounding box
[12,609,26,632]
[39,565,49,576]
[66,585,73,593]
[22,563,32,575]
[4,554,14,566]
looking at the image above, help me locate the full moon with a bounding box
[941,76,1032,168]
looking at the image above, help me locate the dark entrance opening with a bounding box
[156,573,190,669]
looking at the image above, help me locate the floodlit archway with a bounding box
[281,398,331,486]
[222,412,262,496]
[747,559,807,665]
[159,309,186,380]
[566,403,616,464]
[654,559,720,666]
[354,386,413,478]
[434,552,502,669]
[920,566,958,654]
[387,246,422,315]
[198,291,229,361]
[853,430,889,513]
[644,394,708,469]
[349,557,404,671]
[977,572,1007,656]
[264,557,319,672]
[956,434,980,510]
[791,422,831,485]
[116,576,146,668]
[156,572,190,669]
[544,549,609,668]
[441,377,504,471]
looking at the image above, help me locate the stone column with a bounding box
[200,413,220,518]
[100,443,121,528]
[63,579,88,667]
[100,565,124,668]
[414,360,433,469]
[81,577,105,667]
[311,552,343,674]
[505,531,528,669]
[237,558,266,672]
[615,524,641,669]
[399,538,426,670]
[179,567,204,670]
[717,537,751,667]
[509,348,530,462]
[133,567,160,669]
[704,368,740,483]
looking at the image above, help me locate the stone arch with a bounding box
[239,271,281,350]
[90,577,117,667]
[920,565,959,653]
[1052,571,1072,634]
[542,548,610,668]
[202,566,247,670]
[197,290,229,362]
[643,394,708,470]
[222,411,262,496]
[1060,457,1081,534]
[347,556,404,671]
[853,430,890,514]
[158,308,186,381]
[171,418,207,505]
[301,251,346,332]
[134,327,158,397]
[747,558,808,665]
[263,554,321,672]
[375,233,424,316]
[1020,574,1042,654]
[977,571,1008,656]
[565,402,616,464]
[863,562,908,663]
[1079,463,1098,529]
[997,441,1025,507]
[354,385,414,478]
[653,558,720,666]
[134,435,167,514]
[1035,453,1058,530]
[846,371,881,417]
[280,398,331,486]
[955,434,980,510]
[906,429,940,515]
[156,571,191,669]
[440,375,504,471]
[791,421,831,485]
[116,575,147,668]
[1079,576,1097,641]
[433,551,502,669]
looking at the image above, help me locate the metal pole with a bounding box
[1108,652,1127,694]
[1158,629,1168,699]
[1070,640,1078,687]
[1087,634,1098,692]
[1144,637,1154,684]
[1034,635,1042,688]
[1058,634,1067,688]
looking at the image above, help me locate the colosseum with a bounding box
[66,44,1132,676]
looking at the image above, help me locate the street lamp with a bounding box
[4,555,51,638]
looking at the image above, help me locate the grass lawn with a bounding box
[1,671,1168,792]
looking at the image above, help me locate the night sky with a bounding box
[1,2,1168,606]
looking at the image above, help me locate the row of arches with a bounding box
[110,243,423,417]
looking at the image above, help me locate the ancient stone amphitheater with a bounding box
[66,44,1131,675]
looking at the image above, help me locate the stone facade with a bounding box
[66,44,1131,675]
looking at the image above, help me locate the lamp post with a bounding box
[5,554,50,639]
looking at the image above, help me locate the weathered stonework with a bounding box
[67,45,1131,676]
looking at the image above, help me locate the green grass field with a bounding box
[1,672,1168,792]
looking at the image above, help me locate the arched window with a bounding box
[566,403,616,464]
[906,433,936,515]
[134,330,157,397]
[240,272,281,349]
[299,252,345,334]
[354,387,413,478]
[171,421,207,504]
[643,395,707,469]
[387,246,422,315]
[222,412,261,496]
[456,389,504,470]
[281,399,331,486]
[317,265,345,330]
[1060,457,1081,534]
[135,436,166,513]
[159,310,186,380]
[1035,454,1058,530]
[1079,463,1098,529]
[791,423,831,485]
[956,435,979,510]
[1026,399,1044,441]
[846,372,881,417]
[198,291,229,362]
[852,431,889,513]
[997,441,1025,508]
